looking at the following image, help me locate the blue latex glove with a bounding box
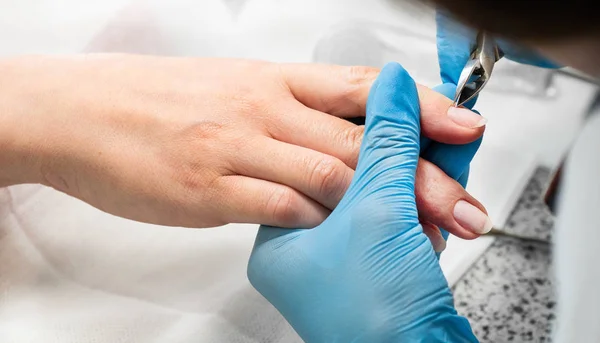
[248,63,478,342]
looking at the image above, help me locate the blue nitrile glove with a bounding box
[248,63,478,343]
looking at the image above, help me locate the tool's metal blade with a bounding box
[453,59,483,107]
[453,31,504,107]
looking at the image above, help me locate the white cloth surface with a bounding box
[0,185,301,343]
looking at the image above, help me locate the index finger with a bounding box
[278,63,485,146]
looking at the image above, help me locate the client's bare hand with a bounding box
[0,54,486,238]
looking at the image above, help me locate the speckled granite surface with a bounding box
[502,168,555,242]
[453,167,556,342]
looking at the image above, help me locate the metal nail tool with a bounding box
[453,31,504,107]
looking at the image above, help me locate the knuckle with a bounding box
[225,86,265,115]
[339,125,364,168]
[267,187,299,225]
[183,120,225,142]
[415,161,456,222]
[309,156,348,201]
[415,163,439,206]
[344,66,380,86]
[169,152,223,199]
[170,128,222,184]
[226,131,251,154]
[333,66,380,114]
[175,164,207,194]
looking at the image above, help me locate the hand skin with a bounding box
[0,54,487,239]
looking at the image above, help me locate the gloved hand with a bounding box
[248,63,478,342]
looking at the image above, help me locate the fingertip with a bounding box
[418,85,484,145]
[275,193,330,229]
[370,62,417,97]
[365,62,419,131]
[380,62,414,87]
[369,62,418,109]
[369,63,405,99]
[414,160,483,240]
[420,120,484,146]
[447,106,487,129]
[452,227,481,240]
[453,198,492,236]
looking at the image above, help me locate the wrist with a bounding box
[0,57,48,186]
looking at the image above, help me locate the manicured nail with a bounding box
[453,200,493,234]
[448,106,487,128]
[422,224,447,253]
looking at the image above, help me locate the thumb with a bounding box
[346,62,421,213]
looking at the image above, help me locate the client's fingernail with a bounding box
[453,200,493,234]
[448,106,487,128]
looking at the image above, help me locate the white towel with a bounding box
[0,184,303,343]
